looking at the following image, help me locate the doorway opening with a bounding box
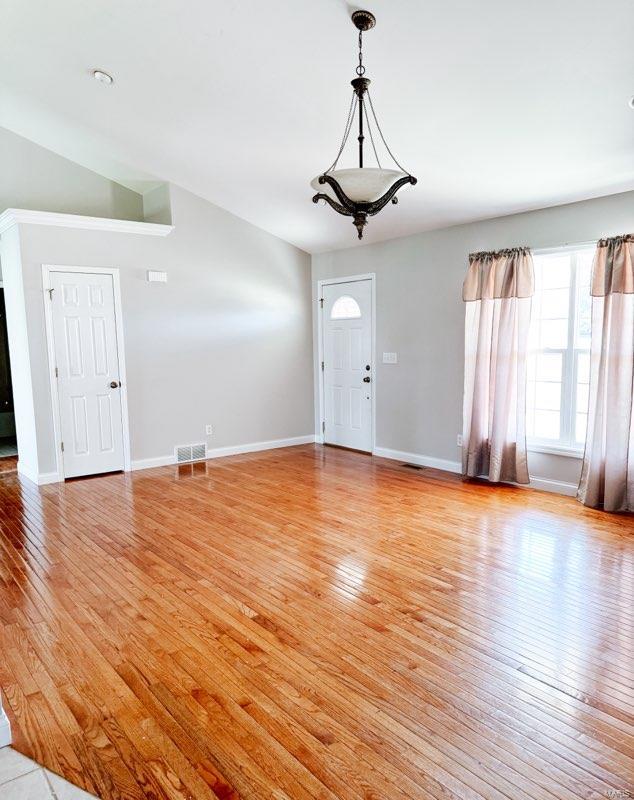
[0,286,17,474]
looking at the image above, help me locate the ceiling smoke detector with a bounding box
[92,69,114,85]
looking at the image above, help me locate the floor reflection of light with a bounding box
[489,519,614,694]
[519,528,557,580]
[334,557,367,597]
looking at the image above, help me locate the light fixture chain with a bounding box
[367,90,410,174]
[326,91,358,173]
[356,30,365,76]
[363,100,382,168]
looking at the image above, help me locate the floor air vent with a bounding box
[175,443,207,463]
[402,463,424,470]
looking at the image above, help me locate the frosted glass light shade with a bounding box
[311,168,407,203]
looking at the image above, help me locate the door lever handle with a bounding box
[109,380,121,389]
[363,376,371,383]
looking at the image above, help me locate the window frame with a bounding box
[527,242,595,458]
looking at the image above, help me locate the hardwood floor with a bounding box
[0,455,18,475]
[0,444,632,800]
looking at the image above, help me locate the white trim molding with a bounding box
[0,208,173,237]
[131,435,315,472]
[17,463,60,486]
[528,443,583,459]
[528,476,578,497]
[373,446,462,474]
[206,435,316,460]
[373,446,578,496]
[130,454,177,471]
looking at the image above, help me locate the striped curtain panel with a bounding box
[462,247,535,484]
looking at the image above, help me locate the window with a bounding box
[527,246,593,452]
[330,295,361,320]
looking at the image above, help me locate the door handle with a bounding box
[109,380,121,389]
[363,376,371,383]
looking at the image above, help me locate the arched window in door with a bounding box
[330,295,361,320]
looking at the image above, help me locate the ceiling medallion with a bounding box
[311,9,417,239]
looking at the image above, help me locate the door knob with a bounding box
[363,376,371,383]
[109,380,121,389]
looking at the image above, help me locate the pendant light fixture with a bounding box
[311,10,417,239]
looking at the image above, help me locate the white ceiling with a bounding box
[1,0,633,253]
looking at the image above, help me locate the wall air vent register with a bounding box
[175,443,207,463]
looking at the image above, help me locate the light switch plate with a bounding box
[382,352,398,364]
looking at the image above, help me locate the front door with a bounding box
[50,271,125,478]
[322,279,373,452]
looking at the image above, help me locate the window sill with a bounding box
[528,443,583,459]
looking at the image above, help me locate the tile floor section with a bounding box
[0,437,18,457]
[0,747,98,799]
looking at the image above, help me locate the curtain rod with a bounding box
[532,239,597,253]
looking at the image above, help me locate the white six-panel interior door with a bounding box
[49,270,125,478]
[321,278,373,452]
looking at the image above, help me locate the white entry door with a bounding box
[50,271,125,478]
[322,279,373,452]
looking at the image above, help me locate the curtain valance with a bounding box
[591,234,634,296]
[463,247,534,301]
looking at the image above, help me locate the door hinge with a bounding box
[60,441,64,452]
[319,298,324,308]
[47,287,54,300]
[54,366,58,378]
[321,361,324,371]
[322,421,326,434]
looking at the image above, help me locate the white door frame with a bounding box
[42,264,132,479]
[317,272,376,452]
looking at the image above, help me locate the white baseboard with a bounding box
[130,435,315,472]
[372,446,578,497]
[16,461,38,483]
[37,471,62,485]
[528,476,578,497]
[0,705,11,747]
[17,462,61,485]
[373,446,462,474]
[15,436,316,480]
[205,435,316,460]
[130,454,177,471]
[14,438,578,499]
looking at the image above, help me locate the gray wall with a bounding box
[312,190,634,488]
[12,184,313,475]
[0,128,143,463]
[0,127,144,223]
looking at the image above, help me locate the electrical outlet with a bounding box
[205,425,213,436]
[456,434,463,447]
